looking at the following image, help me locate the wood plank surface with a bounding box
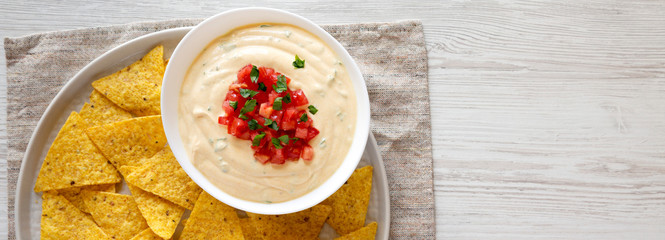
[2,0,665,239]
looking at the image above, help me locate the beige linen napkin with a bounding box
[4,19,433,239]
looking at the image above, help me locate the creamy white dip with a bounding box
[178,24,357,203]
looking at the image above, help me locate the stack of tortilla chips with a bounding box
[34,44,378,240]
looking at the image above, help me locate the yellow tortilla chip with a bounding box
[47,183,115,213]
[239,218,261,240]
[86,115,166,169]
[40,192,111,239]
[128,228,163,240]
[128,183,185,239]
[92,45,164,116]
[179,191,244,239]
[79,90,132,127]
[124,146,202,210]
[324,166,373,235]
[82,191,148,240]
[247,204,332,240]
[334,222,378,240]
[34,112,121,192]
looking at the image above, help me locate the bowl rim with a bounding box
[161,7,370,214]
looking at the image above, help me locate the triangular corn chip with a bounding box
[92,45,164,116]
[124,146,202,210]
[34,112,121,192]
[247,204,331,240]
[334,222,378,240]
[239,218,261,240]
[47,183,115,213]
[324,166,373,235]
[82,191,148,240]
[86,115,166,169]
[40,192,111,239]
[179,191,244,239]
[129,228,164,240]
[79,90,132,127]
[128,183,185,239]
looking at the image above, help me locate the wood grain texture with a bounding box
[2,0,665,239]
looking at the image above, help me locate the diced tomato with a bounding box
[269,91,280,105]
[302,145,314,161]
[229,118,248,136]
[259,103,273,118]
[226,90,244,102]
[222,101,234,115]
[236,64,253,85]
[218,116,231,125]
[254,152,270,164]
[270,110,284,126]
[271,148,286,164]
[291,89,309,106]
[306,127,320,141]
[295,127,308,139]
[281,108,298,130]
[297,114,312,128]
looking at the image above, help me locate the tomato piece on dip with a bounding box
[219,64,319,164]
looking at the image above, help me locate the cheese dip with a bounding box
[178,23,357,203]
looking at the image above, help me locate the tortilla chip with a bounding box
[91,45,164,116]
[334,222,378,240]
[79,90,132,127]
[239,218,261,240]
[128,183,185,239]
[82,191,148,240]
[86,115,166,169]
[324,166,373,235]
[179,191,244,239]
[34,112,121,192]
[124,146,202,210]
[48,183,116,213]
[129,228,164,240]
[180,218,244,240]
[40,192,111,239]
[246,204,331,240]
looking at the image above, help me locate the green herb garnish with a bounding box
[229,101,238,110]
[240,99,257,114]
[248,119,262,130]
[300,113,308,122]
[238,113,248,120]
[308,105,318,114]
[273,75,287,93]
[278,135,289,144]
[271,137,283,149]
[284,93,291,104]
[258,82,267,91]
[273,97,283,111]
[250,65,259,83]
[293,55,305,68]
[264,118,279,131]
[252,132,265,147]
[239,89,259,98]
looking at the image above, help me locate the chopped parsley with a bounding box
[252,132,265,147]
[240,99,257,114]
[300,113,308,122]
[271,137,283,149]
[258,82,267,91]
[250,65,259,83]
[293,55,305,68]
[264,118,279,131]
[308,105,318,114]
[273,97,283,111]
[238,113,248,120]
[229,101,238,110]
[239,88,259,98]
[278,135,289,144]
[284,93,292,104]
[248,119,262,130]
[273,75,287,93]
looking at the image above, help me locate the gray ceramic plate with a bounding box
[14,27,390,239]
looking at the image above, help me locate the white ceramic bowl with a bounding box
[162,8,370,214]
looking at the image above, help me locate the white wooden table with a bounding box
[2,1,665,239]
